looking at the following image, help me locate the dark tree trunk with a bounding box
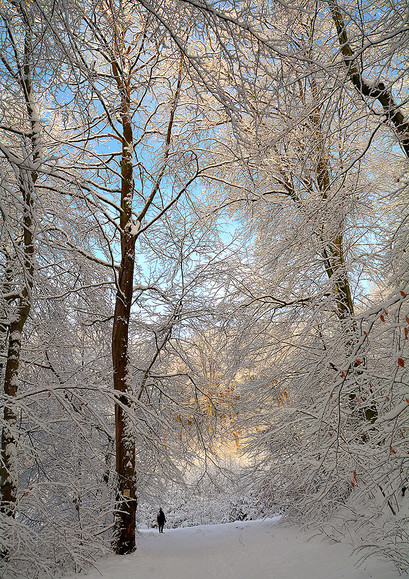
[110,43,181,554]
[112,247,137,554]
[111,56,137,554]
[1,27,37,530]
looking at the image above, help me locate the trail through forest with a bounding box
[64,518,401,578]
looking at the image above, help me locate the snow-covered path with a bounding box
[66,518,401,578]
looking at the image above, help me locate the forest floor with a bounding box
[64,517,402,578]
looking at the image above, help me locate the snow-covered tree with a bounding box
[0,0,45,532]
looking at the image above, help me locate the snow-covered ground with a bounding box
[65,517,401,578]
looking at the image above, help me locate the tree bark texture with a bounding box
[110,46,182,554]
[1,28,38,523]
[111,57,137,555]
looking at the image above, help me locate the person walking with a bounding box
[157,508,166,533]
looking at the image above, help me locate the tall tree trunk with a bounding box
[111,57,137,555]
[308,79,377,420]
[1,174,36,521]
[309,81,355,324]
[110,45,182,553]
[1,28,38,527]
[1,321,24,518]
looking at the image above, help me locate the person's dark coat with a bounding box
[157,508,166,533]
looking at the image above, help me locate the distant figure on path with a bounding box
[157,508,166,533]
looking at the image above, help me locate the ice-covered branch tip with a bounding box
[328,0,409,158]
